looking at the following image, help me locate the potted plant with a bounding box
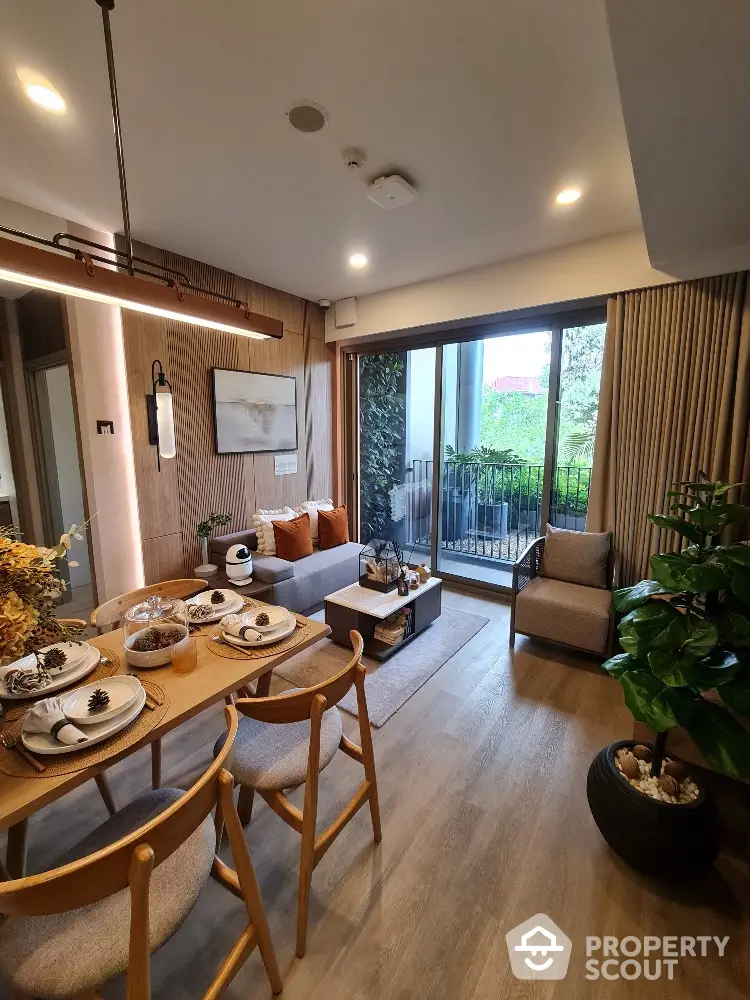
[195,512,231,578]
[587,476,750,877]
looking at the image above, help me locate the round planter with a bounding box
[587,740,719,878]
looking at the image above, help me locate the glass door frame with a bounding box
[345,303,606,595]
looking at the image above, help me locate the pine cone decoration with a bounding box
[662,760,686,780]
[620,752,640,780]
[632,744,653,762]
[43,647,68,672]
[659,774,680,798]
[254,612,270,627]
[210,590,225,605]
[88,688,110,712]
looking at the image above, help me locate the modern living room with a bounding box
[1,1,750,998]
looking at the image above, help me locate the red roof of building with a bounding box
[489,375,543,394]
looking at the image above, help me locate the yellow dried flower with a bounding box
[0,591,39,665]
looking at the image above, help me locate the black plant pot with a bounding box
[586,740,719,879]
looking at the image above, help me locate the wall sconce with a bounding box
[146,359,176,471]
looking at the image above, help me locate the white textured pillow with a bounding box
[295,498,334,545]
[252,507,295,555]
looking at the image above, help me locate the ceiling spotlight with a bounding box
[348,252,369,270]
[17,69,66,112]
[555,187,582,206]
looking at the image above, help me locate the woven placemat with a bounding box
[0,678,168,778]
[206,611,314,660]
[186,597,261,636]
[1,647,121,722]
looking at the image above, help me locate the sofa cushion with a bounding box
[273,513,314,561]
[272,543,362,612]
[295,498,334,544]
[540,524,611,589]
[252,507,296,555]
[318,505,349,549]
[514,577,612,654]
[252,553,295,584]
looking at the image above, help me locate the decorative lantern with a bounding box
[359,538,401,593]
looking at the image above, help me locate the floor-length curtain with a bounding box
[587,273,750,586]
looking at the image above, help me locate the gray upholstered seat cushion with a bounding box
[0,788,215,998]
[218,697,343,791]
[252,553,296,584]
[514,576,612,654]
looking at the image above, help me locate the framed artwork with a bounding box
[212,368,298,454]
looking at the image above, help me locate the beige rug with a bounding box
[274,608,489,727]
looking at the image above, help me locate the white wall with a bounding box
[326,230,674,343]
[44,365,91,588]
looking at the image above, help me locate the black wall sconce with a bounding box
[146,359,175,471]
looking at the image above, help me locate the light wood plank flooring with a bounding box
[2,587,749,998]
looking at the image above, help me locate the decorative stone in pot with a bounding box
[586,740,719,879]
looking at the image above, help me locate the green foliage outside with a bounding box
[359,353,406,540]
[603,477,750,780]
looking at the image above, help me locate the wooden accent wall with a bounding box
[122,243,333,584]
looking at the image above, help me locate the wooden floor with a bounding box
[3,587,750,998]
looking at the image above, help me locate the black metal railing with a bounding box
[402,460,592,564]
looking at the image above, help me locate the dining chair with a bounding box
[0,705,282,1000]
[217,630,381,958]
[90,578,208,791]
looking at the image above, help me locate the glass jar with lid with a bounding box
[123,594,190,668]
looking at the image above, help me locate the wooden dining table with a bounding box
[0,613,330,879]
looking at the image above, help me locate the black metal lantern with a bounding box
[360,538,401,593]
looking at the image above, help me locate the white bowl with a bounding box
[124,624,188,668]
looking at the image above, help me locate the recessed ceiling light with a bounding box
[287,102,327,133]
[555,187,582,206]
[348,252,369,270]
[17,69,66,112]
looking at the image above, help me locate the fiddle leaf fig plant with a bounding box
[603,475,750,780]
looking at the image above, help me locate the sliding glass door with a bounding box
[351,312,606,592]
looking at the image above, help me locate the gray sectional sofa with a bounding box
[209,529,362,614]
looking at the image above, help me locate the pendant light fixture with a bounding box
[0,0,283,342]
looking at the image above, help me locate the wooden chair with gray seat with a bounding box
[90,578,208,790]
[0,705,282,1000]
[216,630,381,958]
[509,525,618,657]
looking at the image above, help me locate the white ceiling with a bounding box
[0,0,642,301]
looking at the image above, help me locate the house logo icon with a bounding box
[506,913,572,980]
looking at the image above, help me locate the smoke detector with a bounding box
[342,148,366,170]
[366,174,418,210]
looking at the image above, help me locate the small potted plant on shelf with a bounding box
[195,512,231,579]
[587,476,750,878]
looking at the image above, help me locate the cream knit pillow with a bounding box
[252,507,295,556]
[295,498,334,545]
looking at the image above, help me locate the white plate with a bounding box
[222,614,296,648]
[22,686,147,756]
[243,606,291,633]
[185,590,244,623]
[0,645,100,700]
[3,641,89,678]
[62,675,142,725]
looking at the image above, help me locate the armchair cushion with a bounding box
[252,553,295,584]
[540,524,611,589]
[514,577,612,654]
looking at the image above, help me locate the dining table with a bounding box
[0,610,330,879]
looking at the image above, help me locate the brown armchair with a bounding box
[510,535,619,657]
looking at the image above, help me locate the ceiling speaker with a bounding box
[288,103,327,133]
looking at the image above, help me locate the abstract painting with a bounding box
[213,369,298,454]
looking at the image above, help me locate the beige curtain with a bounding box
[587,273,750,586]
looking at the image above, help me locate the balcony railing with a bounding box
[403,460,592,564]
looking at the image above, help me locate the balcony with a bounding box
[403,460,592,584]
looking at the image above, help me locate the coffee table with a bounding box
[325,577,441,661]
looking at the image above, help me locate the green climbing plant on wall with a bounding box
[359,352,406,540]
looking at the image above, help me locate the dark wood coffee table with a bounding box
[325,577,442,661]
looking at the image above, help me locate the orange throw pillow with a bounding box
[273,512,313,561]
[318,505,349,549]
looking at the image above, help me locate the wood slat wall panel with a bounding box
[123,245,333,583]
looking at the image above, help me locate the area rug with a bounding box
[274,607,489,727]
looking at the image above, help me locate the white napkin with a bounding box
[220,614,261,643]
[23,697,88,745]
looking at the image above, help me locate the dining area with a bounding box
[0,576,382,998]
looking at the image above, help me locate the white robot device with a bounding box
[225,543,253,586]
